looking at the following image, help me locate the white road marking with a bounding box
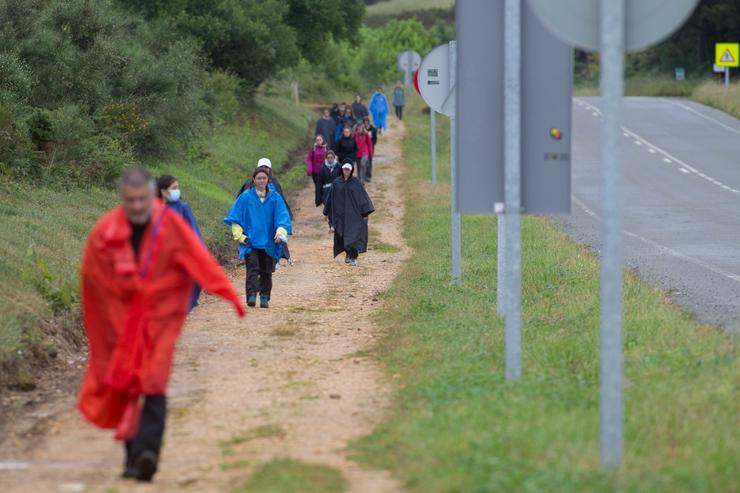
[661,98,740,137]
[647,148,656,154]
[572,196,740,284]
[679,168,690,174]
[634,140,642,145]
[574,97,740,195]
[592,112,599,117]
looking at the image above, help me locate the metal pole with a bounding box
[503,0,522,381]
[431,110,438,184]
[725,66,730,88]
[405,52,412,87]
[599,0,625,471]
[450,41,461,284]
[496,212,506,316]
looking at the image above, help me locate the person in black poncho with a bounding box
[315,150,341,207]
[323,160,375,266]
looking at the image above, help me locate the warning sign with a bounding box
[715,43,739,68]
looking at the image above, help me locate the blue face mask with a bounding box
[166,189,181,202]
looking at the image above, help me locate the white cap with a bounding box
[257,157,272,169]
[342,162,353,170]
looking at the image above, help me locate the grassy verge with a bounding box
[235,459,346,493]
[692,80,740,119]
[575,75,700,97]
[0,94,315,390]
[353,94,739,492]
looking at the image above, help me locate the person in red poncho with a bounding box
[78,168,245,482]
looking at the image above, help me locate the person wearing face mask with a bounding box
[156,175,203,311]
[78,168,244,483]
[323,160,375,267]
[225,167,292,308]
[315,150,341,207]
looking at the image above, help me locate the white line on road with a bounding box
[661,99,740,137]
[662,157,672,163]
[572,196,740,284]
[634,140,642,145]
[647,148,656,154]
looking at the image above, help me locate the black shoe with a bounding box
[134,450,158,482]
[121,467,137,479]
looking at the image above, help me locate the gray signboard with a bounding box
[455,0,572,214]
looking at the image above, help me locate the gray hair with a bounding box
[117,167,154,192]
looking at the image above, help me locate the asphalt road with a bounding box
[559,96,740,329]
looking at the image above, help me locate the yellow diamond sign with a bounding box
[715,43,739,68]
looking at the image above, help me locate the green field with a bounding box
[353,95,739,492]
[0,95,315,389]
[367,0,454,17]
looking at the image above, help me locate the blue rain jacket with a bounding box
[369,91,389,130]
[224,187,292,261]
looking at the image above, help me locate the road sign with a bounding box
[456,0,572,214]
[527,0,699,52]
[714,64,726,73]
[413,69,420,95]
[715,43,739,67]
[418,44,455,117]
[675,67,685,81]
[397,50,421,88]
[397,50,421,71]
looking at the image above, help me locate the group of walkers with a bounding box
[75,87,403,480]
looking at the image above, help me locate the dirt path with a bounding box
[1,119,409,493]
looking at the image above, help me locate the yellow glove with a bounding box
[275,227,288,244]
[231,223,247,244]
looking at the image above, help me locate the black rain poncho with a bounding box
[323,175,375,257]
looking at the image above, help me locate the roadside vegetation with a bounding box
[353,95,739,492]
[235,459,346,493]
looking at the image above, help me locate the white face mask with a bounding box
[166,189,181,202]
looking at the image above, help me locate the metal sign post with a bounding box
[450,41,461,284]
[397,51,422,87]
[431,110,437,184]
[529,0,698,471]
[503,0,522,381]
[599,0,625,471]
[418,42,459,283]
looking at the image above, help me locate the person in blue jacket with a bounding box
[224,167,292,309]
[369,87,390,133]
[156,174,203,312]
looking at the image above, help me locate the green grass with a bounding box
[235,459,346,493]
[0,95,315,389]
[692,80,740,120]
[352,94,740,492]
[367,0,454,17]
[575,75,700,97]
[220,425,286,447]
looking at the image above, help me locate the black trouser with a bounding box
[367,155,373,179]
[395,105,403,120]
[346,247,358,260]
[246,249,274,297]
[125,395,167,467]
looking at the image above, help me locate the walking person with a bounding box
[78,168,244,483]
[335,106,357,145]
[237,158,294,265]
[354,122,374,183]
[225,167,292,308]
[156,174,204,311]
[306,134,328,201]
[324,161,375,266]
[315,150,341,207]
[362,117,378,181]
[335,126,358,166]
[351,94,369,121]
[315,109,336,150]
[392,81,405,121]
[369,86,390,133]
[330,103,341,123]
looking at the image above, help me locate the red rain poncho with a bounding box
[78,201,244,440]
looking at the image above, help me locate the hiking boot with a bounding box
[247,294,257,307]
[288,257,295,267]
[349,259,358,267]
[133,450,158,482]
[260,295,270,309]
[344,255,351,264]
